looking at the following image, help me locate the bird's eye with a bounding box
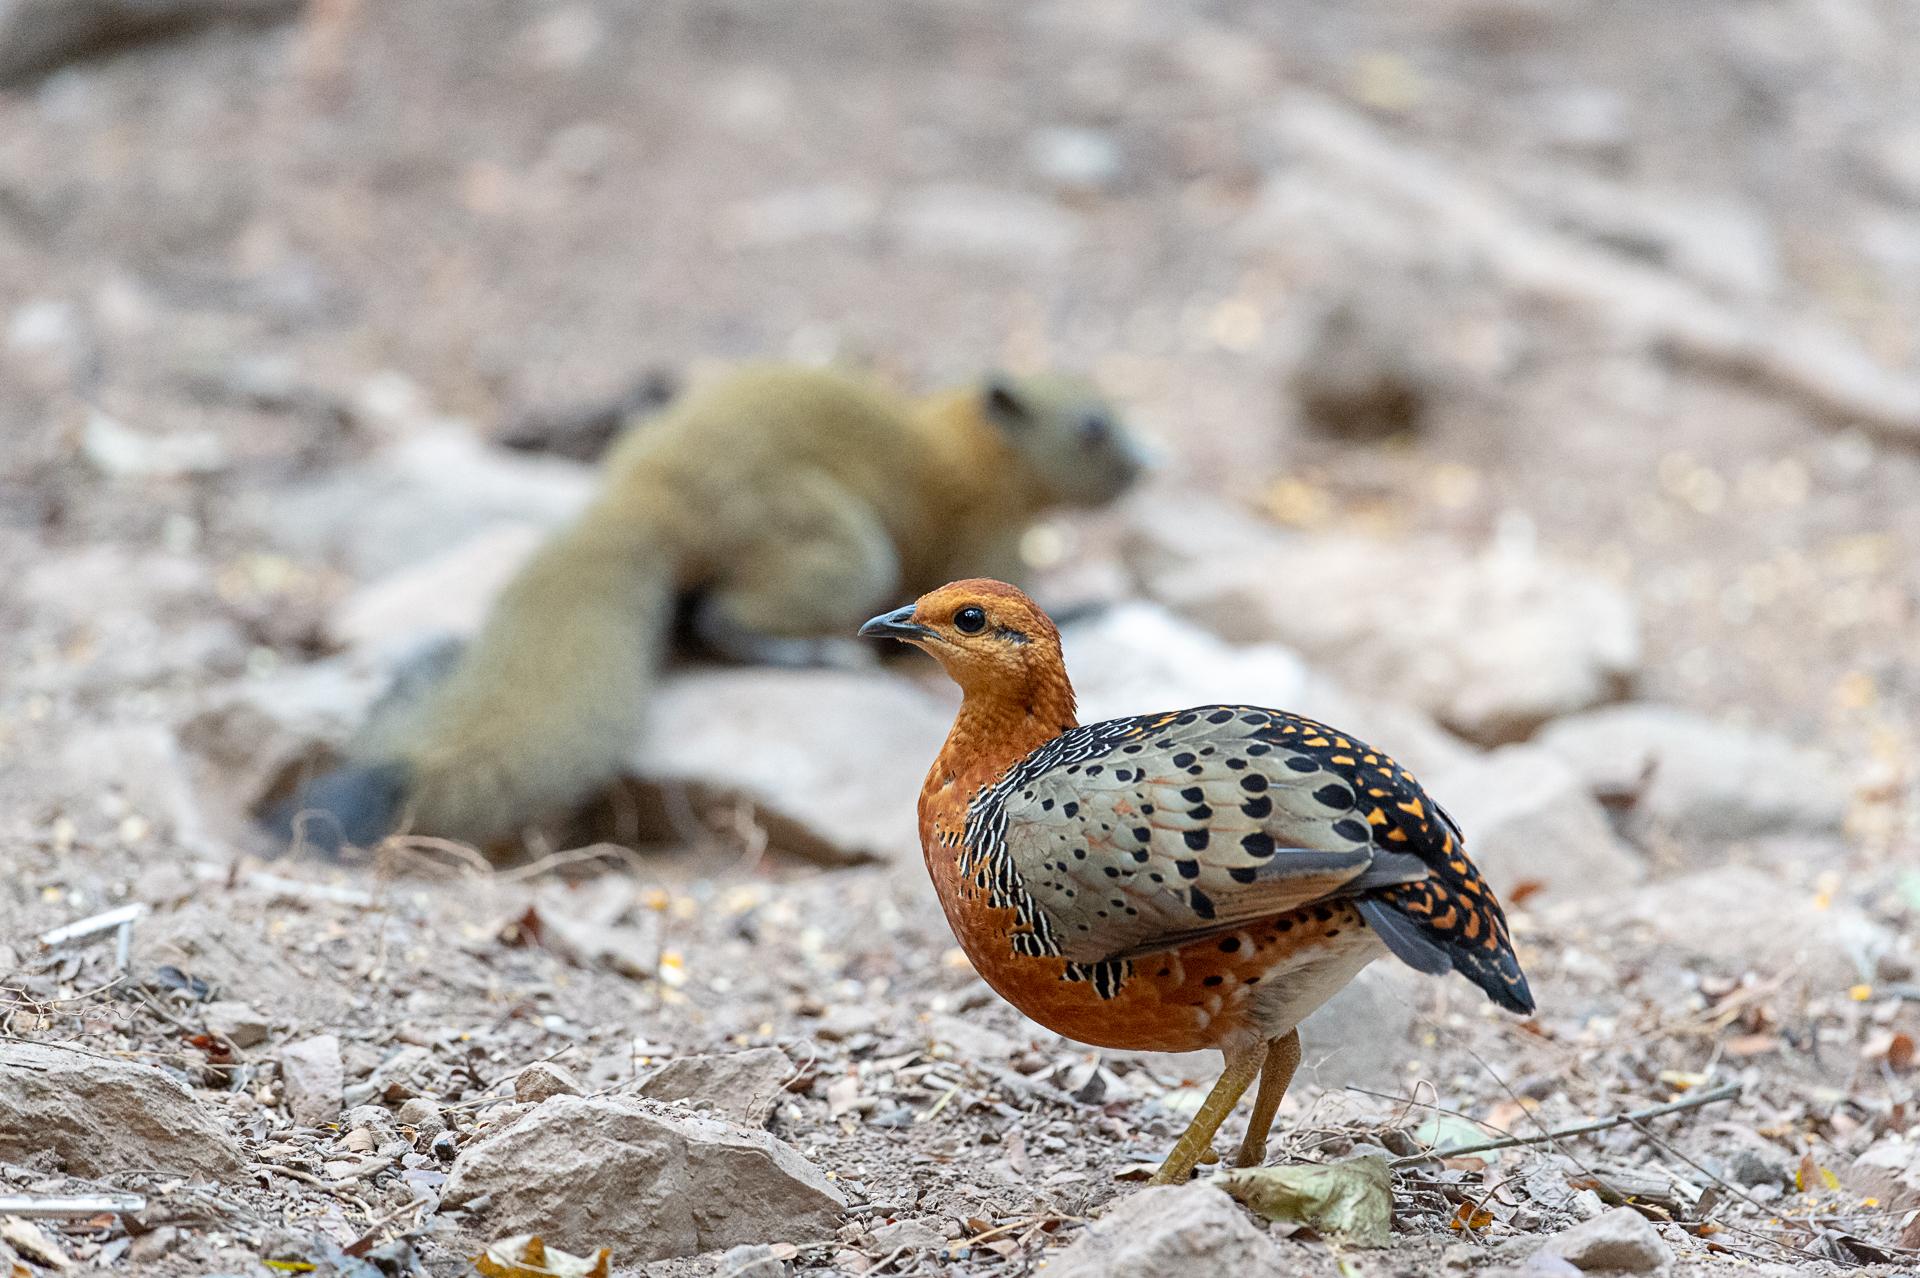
[1081,413,1111,446]
[954,606,987,634]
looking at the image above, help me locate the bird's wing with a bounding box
[967,705,1443,965]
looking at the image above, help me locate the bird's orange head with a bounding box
[859,579,1077,733]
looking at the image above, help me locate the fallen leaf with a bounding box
[475,1235,610,1278]
[1217,1156,1393,1247]
[1505,879,1547,906]
[1448,1200,1494,1232]
[1411,1113,1488,1154]
[1795,1154,1841,1194]
[1861,1029,1914,1072]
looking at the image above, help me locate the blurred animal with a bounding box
[274,365,1145,855]
[860,580,1533,1185]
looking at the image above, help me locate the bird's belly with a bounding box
[951,897,1388,1054]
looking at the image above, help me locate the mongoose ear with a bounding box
[983,377,1031,428]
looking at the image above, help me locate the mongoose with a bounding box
[277,363,1146,855]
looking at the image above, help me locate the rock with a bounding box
[513,1061,583,1105]
[1061,600,1475,778]
[891,185,1082,266]
[922,1013,1023,1064]
[1296,963,1423,1088]
[638,1048,793,1127]
[1026,126,1125,193]
[1605,865,1895,993]
[327,523,546,654]
[139,906,356,1022]
[1124,503,1638,745]
[0,0,299,82]
[252,425,594,579]
[1846,1138,1920,1212]
[1534,705,1850,845]
[867,1218,947,1251]
[281,1035,344,1127]
[0,1040,244,1179]
[721,184,880,248]
[717,1243,788,1275]
[51,722,209,850]
[395,1097,445,1136]
[631,668,951,863]
[442,1095,844,1261]
[1538,1206,1672,1274]
[204,1000,270,1049]
[1429,746,1644,899]
[1044,1182,1287,1278]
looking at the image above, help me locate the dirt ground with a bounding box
[1,1,1917,1275]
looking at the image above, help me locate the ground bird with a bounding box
[861,580,1534,1185]
[273,366,1144,856]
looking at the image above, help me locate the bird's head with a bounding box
[859,579,1074,720]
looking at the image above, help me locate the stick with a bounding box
[1390,1083,1740,1167]
[37,904,146,949]
[0,1194,146,1217]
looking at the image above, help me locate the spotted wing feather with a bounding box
[971,705,1534,1014]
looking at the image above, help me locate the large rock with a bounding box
[1062,601,1475,778]
[1845,1137,1920,1212]
[638,1048,794,1127]
[280,1035,344,1127]
[1429,746,1644,900]
[326,523,546,654]
[1598,865,1897,991]
[442,1095,844,1262]
[631,668,951,864]
[1044,1183,1287,1278]
[1538,1206,1673,1275]
[1534,705,1850,845]
[1296,963,1423,1089]
[0,1041,244,1179]
[1124,500,1638,745]
[251,426,593,579]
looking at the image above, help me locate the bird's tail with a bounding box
[1358,882,1535,1015]
[269,515,676,855]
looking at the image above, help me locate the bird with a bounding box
[859,579,1534,1185]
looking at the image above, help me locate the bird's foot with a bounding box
[1231,1137,1268,1169]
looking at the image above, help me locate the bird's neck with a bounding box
[928,667,1079,802]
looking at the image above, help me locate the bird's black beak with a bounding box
[858,604,935,642]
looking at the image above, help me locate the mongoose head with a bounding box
[979,374,1147,507]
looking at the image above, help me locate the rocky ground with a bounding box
[2,0,1919,1275]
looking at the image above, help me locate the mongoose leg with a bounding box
[1233,1029,1302,1168]
[1147,1042,1265,1186]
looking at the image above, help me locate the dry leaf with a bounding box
[1794,1154,1841,1194]
[1217,1155,1393,1247]
[1448,1200,1495,1232]
[1861,1029,1914,1072]
[474,1234,610,1278]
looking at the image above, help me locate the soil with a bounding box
[1,1,1916,1275]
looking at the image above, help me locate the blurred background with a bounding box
[0,1,1917,1274]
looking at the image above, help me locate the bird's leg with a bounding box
[1147,1042,1264,1186]
[1232,1029,1302,1168]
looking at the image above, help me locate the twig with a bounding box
[1390,1083,1740,1167]
[0,1194,146,1218]
[37,903,146,972]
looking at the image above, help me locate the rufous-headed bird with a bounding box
[861,579,1533,1184]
